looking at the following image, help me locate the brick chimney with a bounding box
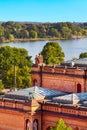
[35,53,43,66]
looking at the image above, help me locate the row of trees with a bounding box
[0,21,87,42]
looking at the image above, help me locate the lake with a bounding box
[1,38,87,63]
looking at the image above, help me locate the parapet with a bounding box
[37,65,85,76]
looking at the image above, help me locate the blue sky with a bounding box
[0,0,87,22]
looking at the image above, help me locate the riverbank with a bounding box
[1,36,85,44]
[9,37,63,43]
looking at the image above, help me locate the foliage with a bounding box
[62,26,72,39]
[8,34,15,41]
[0,21,86,43]
[41,42,65,65]
[50,118,72,130]
[48,28,61,38]
[0,80,4,92]
[79,52,87,58]
[0,46,32,89]
[72,57,78,60]
[30,30,38,38]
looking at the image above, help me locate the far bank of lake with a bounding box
[1,37,87,63]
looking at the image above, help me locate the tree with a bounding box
[4,66,31,89]
[0,26,4,36]
[48,28,61,38]
[0,80,4,92]
[79,52,87,58]
[0,46,32,89]
[41,42,65,65]
[50,118,72,130]
[0,36,5,43]
[30,30,38,38]
[17,66,31,89]
[38,25,46,38]
[62,27,72,39]
[20,30,29,38]
[8,34,15,42]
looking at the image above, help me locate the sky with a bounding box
[0,0,87,22]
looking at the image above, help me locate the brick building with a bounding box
[0,55,87,130]
[32,55,87,93]
[0,86,87,130]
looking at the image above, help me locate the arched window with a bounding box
[26,119,30,130]
[77,83,81,93]
[33,119,38,130]
[33,79,38,86]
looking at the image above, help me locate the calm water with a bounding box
[1,38,87,63]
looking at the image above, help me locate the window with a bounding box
[26,119,30,130]
[77,83,81,93]
[33,119,38,130]
[33,79,38,86]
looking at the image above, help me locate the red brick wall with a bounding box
[32,65,85,93]
[0,108,42,130]
[42,111,87,130]
[0,109,24,130]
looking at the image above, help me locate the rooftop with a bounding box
[1,86,87,108]
[53,92,87,105]
[61,58,87,67]
[3,86,66,101]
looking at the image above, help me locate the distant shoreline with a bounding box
[1,36,85,44]
[2,37,63,43]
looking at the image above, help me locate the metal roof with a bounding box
[53,92,87,105]
[4,86,66,101]
[61,58,87,67]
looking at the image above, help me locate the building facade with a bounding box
[0,55,87,130]
[0,86,87,130]
[32,55,87,93]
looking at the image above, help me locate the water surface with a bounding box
[1,38,87,62]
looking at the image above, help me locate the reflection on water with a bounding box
[1,38,87,63]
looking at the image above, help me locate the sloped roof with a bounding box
[61,58,87,67]
[53,92,87,105]
[3,86,66,101]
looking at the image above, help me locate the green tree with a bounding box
[0,26,4,36]
[17,66,31,89]
[0,36,5,43]
[41,42,65,65]
[0,80,4,92]
[4,66,31,89]
[20,30,29,38]
[49,28,61,38]
[38,25,46,38]
[29,24,38,32]
[8,34,15,42]
[62,27,72,39]
[30,30,38,38]
[50,119,72,130]
[0,46,32,88]
[79,52,87,58]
